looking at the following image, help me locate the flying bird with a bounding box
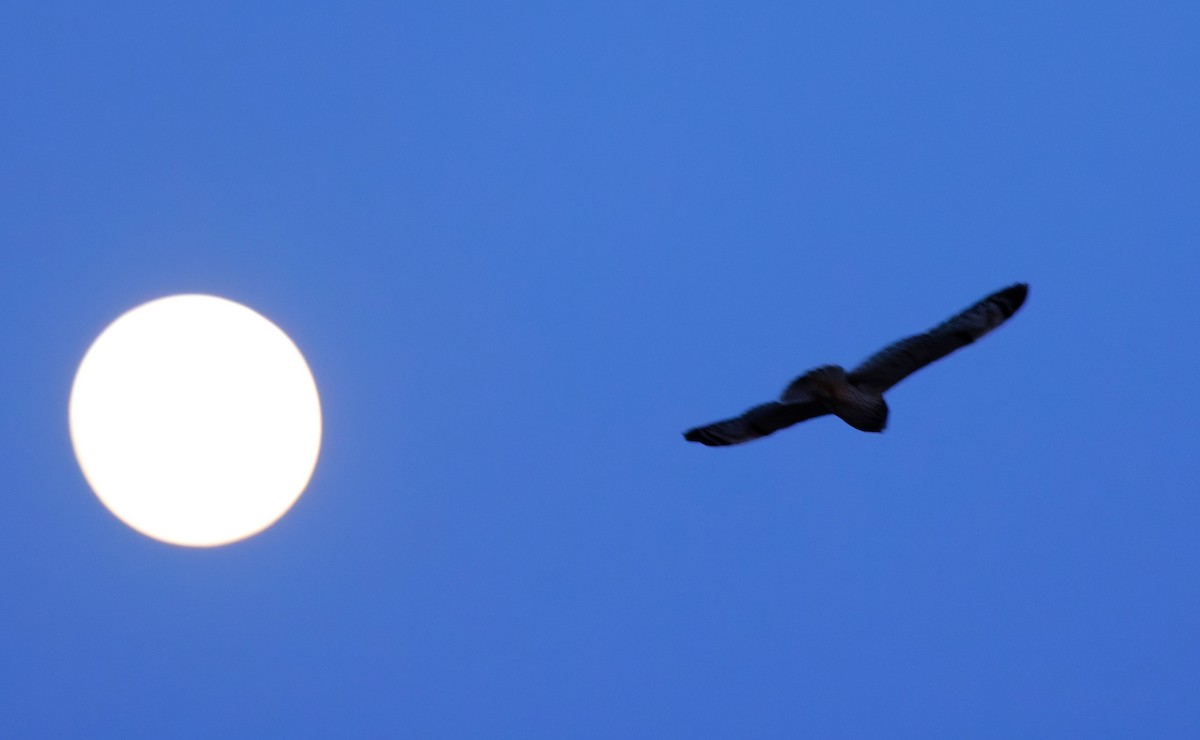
[683,283,1028,446]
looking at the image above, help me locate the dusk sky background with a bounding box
[3,2,1199,737]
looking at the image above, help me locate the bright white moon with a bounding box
[69,295,322,547]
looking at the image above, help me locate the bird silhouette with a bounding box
[684,283,1028,446]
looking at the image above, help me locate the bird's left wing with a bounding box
[849,283,1028,392]
[684,399,828,446]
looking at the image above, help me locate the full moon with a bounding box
[69,295,322,547]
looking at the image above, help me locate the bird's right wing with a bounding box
[849,283,1028,392]
[683,400,828,446]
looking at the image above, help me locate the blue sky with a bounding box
[3,2,1199,736]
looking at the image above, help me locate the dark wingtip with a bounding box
[996,282,1029,317]
[683,427,727,446]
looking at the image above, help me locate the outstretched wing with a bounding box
[683,399,828,446]
[849,283,1028,392]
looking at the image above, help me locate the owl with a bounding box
[684,283,1028,446]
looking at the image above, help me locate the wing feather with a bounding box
[849,283,1027,392]
[683,400,828,446]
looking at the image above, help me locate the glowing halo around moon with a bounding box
[69,295,322,547]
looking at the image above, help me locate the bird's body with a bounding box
[791,365,889,432]
[683,283,1028,446]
